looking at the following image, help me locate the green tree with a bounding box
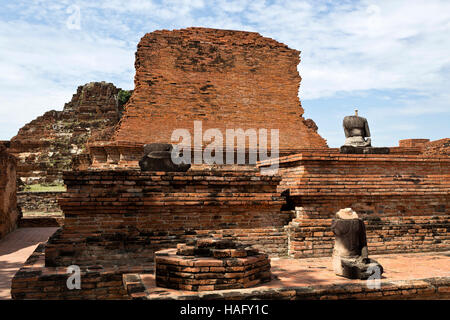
[118,90,132,108]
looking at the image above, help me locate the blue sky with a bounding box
[0,0,449,147]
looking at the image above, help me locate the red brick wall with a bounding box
[9,82,122,186]
[287,206,449,258]
[12,150,450,299]
[258,152,450,258]
[396,138,450,156]
[113,28,327,151]
[271,152,450,200]
[45,169,290,267]
[398,139,430,148]
[423,138,450,156]
[0,145,19,239]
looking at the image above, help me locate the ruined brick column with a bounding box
[0,142,19,239]
[9,81,123,186]
[94,27,327,167]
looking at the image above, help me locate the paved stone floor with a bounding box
[0,227,58,300]
[135,251,450,299]
[267,251,450,287]
[2,227,449,300]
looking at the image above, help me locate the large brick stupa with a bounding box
[107,27,327,156]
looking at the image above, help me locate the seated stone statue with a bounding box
[343,109,371,147]
[139,143,190,172]
[331,208,383,280]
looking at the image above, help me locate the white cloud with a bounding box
[239,0,450,101]
[0,0,449,142]
[0,17,134,137]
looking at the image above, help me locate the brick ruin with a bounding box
[44,169,289,268]
[389,138,449,156]
[113,28,326,149]
[7,82,127,217]
[12,169,290,299]
[258,152,449,258]
[155,238,271,291]
[0,142,19,239]
[86,27,327,169]
[9,81,124,187]
[10,28,449,300]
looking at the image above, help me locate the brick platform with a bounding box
[11,243,152,300]
[155,238,271,291]
[258,152,450,258]
[0,227,57,299]
[124,251,450,300]
[12,150,450,299]
[42,169,289,268]
[11,168,291,299]
[0,144,19,239]
[8,82,123,186]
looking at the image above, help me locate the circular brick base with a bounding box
[155,238,271,291]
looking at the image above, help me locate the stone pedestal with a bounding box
[155,237,271,291]
[340,146,390,154]
[332,255,383,280]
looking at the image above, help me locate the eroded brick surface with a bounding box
[43,169,289,267]
[11,243,144,300]
[112,28,327,151]
[155,238,271,291]
[124,251,450,300]
[0,227,57,299]
[422,138,450,156]
[0,144,19,239]
[9,82,122,186]
[258,152,450,258]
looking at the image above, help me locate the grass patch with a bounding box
[22,211,64,217]
[23,184,67,192]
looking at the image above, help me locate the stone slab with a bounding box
[0,227,58,299]
[339,146,390,154]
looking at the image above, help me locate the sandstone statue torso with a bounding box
[331,218,367,257]
[331,208,383,280]
[342,113,372,147]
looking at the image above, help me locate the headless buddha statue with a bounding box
[342,109,371,147]
[331,208,383,280]
[139,143,190,172]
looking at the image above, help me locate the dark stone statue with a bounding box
[340,109,389,154]
[331,208,383,280]
[139,143,191,172]
[343,109,371,147]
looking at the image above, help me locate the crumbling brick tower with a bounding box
[88,28,327,168]
[114,27,326,148]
